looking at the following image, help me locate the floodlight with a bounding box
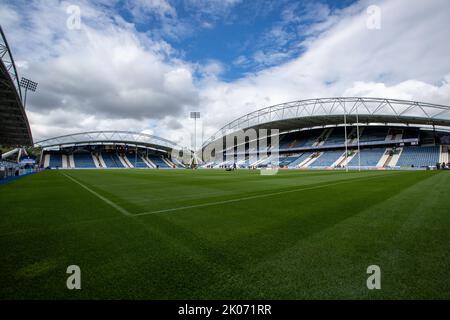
[19,77,38,108]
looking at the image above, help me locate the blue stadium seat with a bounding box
[49,153,62,168]
[148,155,170,168]
[73,153,95,168]
[101,152,124,168]
[127,153,149,168]
[348,148,386,167]
[288,152,313,167]
[311,150,344,167]
[359,127,388,142]
[278,156,300,166]
[322,127,345,146]
[396,146,440,167]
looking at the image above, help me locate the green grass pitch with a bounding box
[0,169,449,299]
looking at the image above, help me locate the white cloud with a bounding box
[2,0,450,148]
[197,0,450,139]
[2,0,201,144]
[344,76,450,105]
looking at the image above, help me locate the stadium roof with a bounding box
[203,97,450,147]
[35,130,183,152]
[0,26,33,146]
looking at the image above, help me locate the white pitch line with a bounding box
[61,172,132,216]
[135,171,401,216]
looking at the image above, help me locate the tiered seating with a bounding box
[310,150,344,167]
[278,156,300,166]
[403,128,419,140]
[288,152,313,167]
[323,127,345,146]
[257,155,277,166]
[294,129,323,147]
[128,153,149,168]
[73,152,95,168]
[148,155,170,168]
[49,153,62,168]
[279,132,300,149]
[396,146,440,167]
[359,127,388,142]
[348,148,385,166]
[101,152,124,168]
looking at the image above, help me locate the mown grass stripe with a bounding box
[135,171,401,216]
[61,172,132,216]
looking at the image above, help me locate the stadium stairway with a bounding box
[333,151,356,167]
[322,127,345,146]
[68,154,75,168]
[385,131,394,141]
[123,154,134,168]
[44,154,50,167]
[301,152,322,168]
[287,152,313,168]
[439,145,449,164]
[131,154,150,168]
[376,148,391,167]
[310,150,345,167]
[163,157,174,168]
[347,127,364,145]
[278,155,300,167]
[62,154,68,168]
[140,155,153,168]
[394,131,403,140]
[313,128,331,147]
[144,155,156,168]
[385,129,403,141]
[97,153,107,168]
[385,148,403,167]
[92,153,102,168]
[101,152,124,168]
[117,154,130,168]
[124,154,148,168]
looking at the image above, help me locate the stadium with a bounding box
[35,131,184,169]
[1,19,450,301]
[29,98,450,171]
[201,97,450,170]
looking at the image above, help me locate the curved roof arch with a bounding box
[203,97,450,147]
[0,26,32,146]
[35,130,183,152]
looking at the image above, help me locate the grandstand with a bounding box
[201,98,450,170]
[35,131,184,169]
[310,150,345,168]
[396,146,441,168]
[101,152,124,168]
[0,26,32,147]
[347,148,386,167]
[0,26,36,181]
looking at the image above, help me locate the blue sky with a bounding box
[116,0,358,81]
